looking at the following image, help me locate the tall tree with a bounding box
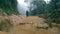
[48,0,60,24]
[30,0,46,16]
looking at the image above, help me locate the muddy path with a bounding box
[9,16,59,34]
[0,16,60,34]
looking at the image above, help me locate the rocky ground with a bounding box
[0,15,60,34]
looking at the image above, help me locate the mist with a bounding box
[17,0,51,15]
[17,0,29,15]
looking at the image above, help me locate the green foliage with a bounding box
[30,0,46,16]
[48,0,60,24]
[29,0,60,27]
[0,0,19,15]
[4,9,19,15]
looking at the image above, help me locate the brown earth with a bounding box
[0,15,60,34]
[0,31,9,34]
[9,16,60,34]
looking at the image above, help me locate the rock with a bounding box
[37,23,49,29]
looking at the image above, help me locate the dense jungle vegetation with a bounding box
[0,0,19,15]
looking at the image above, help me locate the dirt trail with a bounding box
[10,25,49,34]
[10,16,59,34]
[0,16,59,34]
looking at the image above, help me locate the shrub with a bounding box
[0,18,12,32]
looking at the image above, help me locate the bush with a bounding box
[0,19,12,32]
